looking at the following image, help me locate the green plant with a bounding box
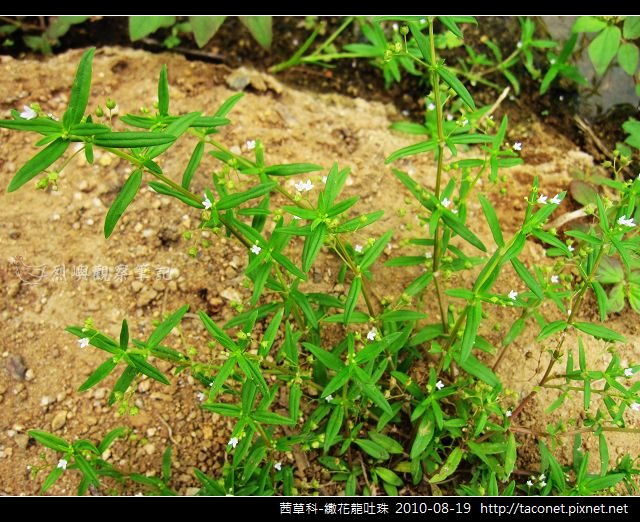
[3,18,640,497]
[0,16,89,53]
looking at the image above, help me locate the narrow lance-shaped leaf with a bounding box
[28,430,71,453]
[147,305,189,348]
[437,67,475,110]
[478,194,504,246]
[189,16,226,47]
[343,276,361,326]
[147,112,201,159]
[239,16,273,49]
[302,223,327,273]
[94,132,176,149]
[360,230,393,271]
[574,322,625,342]
[78,358,118,392]
[460,302,480,362]
[126,353,170,385]
[430,447,464,483]
[158,65,169,117]
[104,169,142,238]
[62,48,95,128]
[8,138,69,192]
[182,142,205,189]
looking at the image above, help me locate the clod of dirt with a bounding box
[51,411,68,431]
[6,354,27,380]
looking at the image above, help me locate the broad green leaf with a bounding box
[588,25,621,75]
[574,322,625,342]
[78,358,118,392]
[504,432,517,478]
[368,432,404,455]
[430,447,464,483]
[460,302,481,362]
[62,48,95,128]
[408,23,432,65]
[129,16,176,41]
[199,311,237,351]
[596,256,624,284]
[584,473,625,492]
[252,411,294,425]
[623,17,640,39]
[354,439,389,460]
[386,139,438,164]
[98,427,127,453]
[69,122,110,136]
[291,290,318,329]
[375,467,403,487]
[618,43,639,75]
[104,169,142,238]
[147,305,189,348]
[109,366,138,405]
[410,413,435,460]
[182,142,205,189]
[28,430,71,452]
[323,163,349,207]
[438,16,464,38]
[189,16,226,48]
[7,138,69,192]
[94,132,176,149]
[239,16,272,49]
[573,16,607,33]
[437,67,475,110]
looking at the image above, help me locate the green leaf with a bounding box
[592,281,609,321]
[69,123,110,136]
[189,16,226,48]
[574,322,625,342]
[354,439,389,460]
[460,302,481,362]
[109,366,138,405]
[98,427,126,453]
[129,16,176,41]
[147,305,189,349]
[324,406,344,452]
[368,432,404,455]
[511,259,544,299]
[74,453,99,487]
[455,353,500,387]
[437,67,475,110]
[41,466,64,493]
[375,467,404,487]
[199,311,237,351]
[360,230,393,271]
[264,163,322,177]
[504,432,517,478]
[623,17,640,39]
[596,256,624,284]
[588,25,621,75]
[343,276,361,326]
[126,354,170,385]
[537,320,568,341]
[584,473,625,492]
[478,194,504,246]
[217,182,276,210]
[410,413,435,460]
[104,169,142,238]
[157,65,169,117]
[148,181,202,209]
[78,358,118,392]
[62,48,95,128]
[182,142,204,189]
[302,223,327,273]
[336,210,384,233]
[303,342,343,372]
[618,43,639,75]
[380,310,427,322]
[147,112,201,159]
[252,411,294,426]
[214,92,244,118]
[7,138,69,192]
[0,118,62,133]
[573,16,607,33]
[322,367,351,398]
[430,447,464,483]
[438,16,464,38]
[408,23,432,65]
[442,213,486,252]
[28,430,71,453]
[385,139,438,164]
[239,16,272,49]
[94,131,176,149]
[323,163,349,207]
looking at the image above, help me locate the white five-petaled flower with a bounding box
[294,180,314,193]
[526,479,534,487]
[57,458,68,470]
[551,275,559,284]
[274,462,282,471]
[228,437,239,448]
[441,197,451,208]
[196,392,206,402]
[508,290,518,301]
[539,480,547,488]
[435,380,445,390]
[624,368,635,377]
[618,215,636,228]
[251,244,262,255]
[354,244,363,253]
[550,193,563,205]
[539,473,546,481]
[367,327,378,341]
[505,410,512,417]
[325,394,333,402]
[78,337,90,349]
[202,194,212,210]
[630,402,640,411]
[20,105,37,120]
[568,245,575,252]
[246,140,256,151]
[427,102,436,111]
[537,194,548,204]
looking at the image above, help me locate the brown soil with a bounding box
[0,47,638,495]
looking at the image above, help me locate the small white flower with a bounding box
[202,194,212,210]
[325,394,333,402]
[20,105,37,120]
[551,275,559,284]
[631,402,640,412]
[250,244,262,255]
[526,479,534,487]
[392,23,399,31]
[516,41,523,49]
[420,18,426,24]
[446,113,454,121]
[367,327,377,341]
[196,392,206,402]
[549,58,556,65]
[550,193,563,205]
[624,368,634,377]
[228,437,239,448]
[618,215,636,227]
[209,381,214,387]
[505,410,512,417]
[246,140,256,151]
[57,458,68,470]
[567,308,572,316]
[354,244,363,253]
[441,197,451,208]
[321,175,328,184]
[78,337,90,349]
[568,245,575,252]
[537,194,548,204]
[461,118,469,127]
[435,380,445,390]
[539,480,547,488]
[451,209,459,214]
[427,102,436,111]
[508,290,518,301]
[294,180,314,193]
[513,141,522,151]
[539,473,546,481]
[292,215,301,221]
[425,252,432,259]
[274,462,282,471]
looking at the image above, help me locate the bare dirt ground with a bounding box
[0,47,638,495]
